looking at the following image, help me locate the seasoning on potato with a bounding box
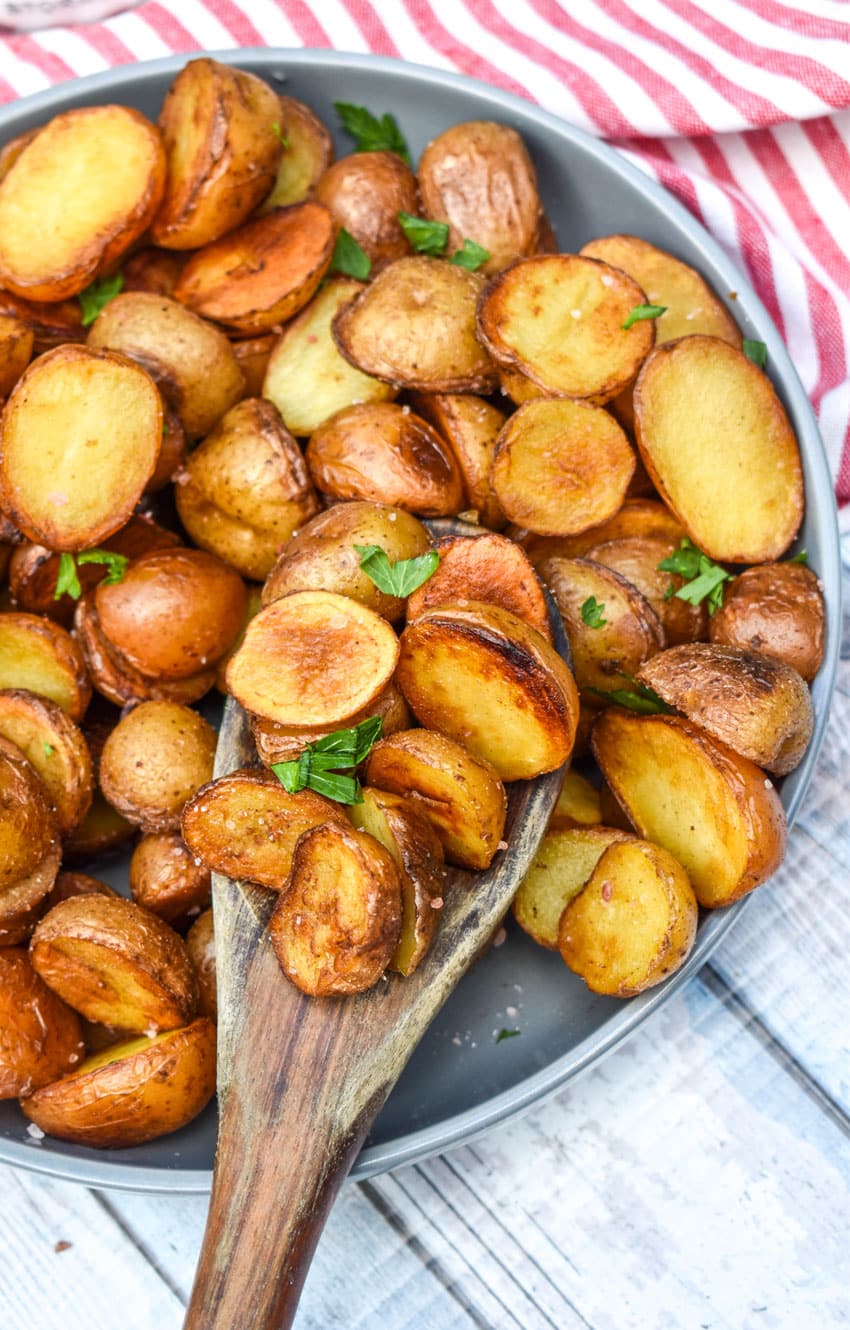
[406,532,551,640]
[0,689,93,836]
[709,560,825,683]
[129,832,212,927]
[99,701,216,832]
[0,947,84,1099]
[513,825,632,949]
[186,910,216,1022]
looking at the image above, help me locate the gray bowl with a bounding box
[0,49,840,1193]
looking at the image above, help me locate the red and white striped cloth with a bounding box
[0,0,848,525]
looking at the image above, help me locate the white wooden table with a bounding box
[1,538,848,1330]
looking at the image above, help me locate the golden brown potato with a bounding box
[130,832,211,928]
[99,701,216,833]
[315,151,419,271]
[0,105,165,301]
[0,690,92,836]
[549,768,602,831]
[406,532,551,641]
[30,893,198,1031]
[215,583,262,695]
[262,501,430,623]
[122,246,186,297]
[0,732,59,891]
[537,556,664,702]
[263,277,396,436]
[410,392,507,529]
[63,794,135,866]
[587,535,708,646]
[259,94,334,211]
[152,58,282,250]
[0,947,84,1098]
[186,909,216,1021]
[418,121,540,274]
[227,591,400,727]
[634,336,804,563]
[182,768,349,890]
[0,288,84,353]
[0,612,90,719]
[250,681,411,766]
[350,786,444,976]
[21,1018,216,1147]
[496,363,548,406]
[476,255,654,401]
[232,333,275,398]
[0,128,38,186]
[638,642,813,776]
[397,602,578,781]
[0,345,162,551]
[87,292,245,438]
[306,402,465,516]
[173,202,334,335]
[491,399,636,536]
[0,842,61,947]
[175,398,319,581]
[710,561,825,683]
[269,822,402,996]
[592,708,786,908]
[0,314,32,398]
[42,870,117,912]
[558,839,698,996]
[512,825,631,948]
[333,255,497,393]
[515,498,685,565]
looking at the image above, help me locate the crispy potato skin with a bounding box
[406,533,551,641]
[0,842,61,947]
[314,151,419,271]
[63,793,135,865]
[587,535,708,646]
[410,392,507,529]
[0,314,33,398]
[21,1018,216,1147]
[710,562,825,683]
[0,947,84,1098]
[269,823,402,997]
[259,94,334,211]
[0,689,93,836]
[0,289,84,354]
[250,682,411,767]
[42,871,117,913]
[186,910,216,1021]
[0,732,59,890]
[513,825,632,949]
[130,832,211,928]
[99,701,216,833]
[123,246,186,297]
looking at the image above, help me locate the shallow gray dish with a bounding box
[0,49,840,1194]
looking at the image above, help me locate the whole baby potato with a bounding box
[709,561,825,683]
[314,151,419,271]
[99,701,216,832]
[130,832,211,927]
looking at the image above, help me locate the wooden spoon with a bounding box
[184,590,568,1329]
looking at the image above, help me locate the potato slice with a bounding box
[227,591,400,727]
[515,498,685,565]
[0,733,59,891]
[259,94,334,211]
[0,105,165,301]
[314,151,419,271]
[592,709,786,908]
[263,277,396,436]
[350,787,444,976]
[130,832,211,928]
[0,947,84,1098]
[269,822,401,997]
[710,562,825,684]
[0,690,92,835]
[537,556,664,701]
[250,682,411,767]
[0,345,162,551]
[364,728,506,870]
[182,769,348,890]
[406,533,551,641]
[21,1018,216,1147]
[638,642,813,776]
[491,399,635,536]
[587,535,707,646]
[512,825,631,948]
[173,202,334,335]
[0,842,60,947]
[186,910,216,1022]
[410,392,507,529]
[175,398,319,582]
[333,255,497,393]
[549,768,602,831]
[152,58,282,250]
[558,839,698,996]
[30,894,197,1031]
[99,701,216,833]
[263,501,430,623]
[397,602,578,781]
[215,584,262,696]
[232,333,275,398]
[0,612,90,719]
[87,292,244,438]
[476,255,653,401]
[0,314,32,397]
[306,402,464,516]
[634,335,803,562]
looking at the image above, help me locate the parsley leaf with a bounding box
[581,595,607,628]
[78,271,124,327]
[496,1028,520,1042]
[329,228,372,280]
[54,553,81,601]
[621,303,667,330]
[787,549,808,565]
[77,549,128,586]
[355,544,440,598]
[586,684,672,715]
[271,121,290,148]
[743,338,767,368]
[397,211,449,256]
[43,743,54,758]
[335,102,410,163]
[271,716,384,805]
[657,538,731,616]
[449,238,491,271]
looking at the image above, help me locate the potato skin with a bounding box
[0,314,33,398]
[259,94,334,211]
[0,732,59,891]
[709,562,825,683]
[513,825,631,949]
[0,947,84,1098]
[0,689,93,836]
[314,151,419,271]
[0,842,61,947]
[516,498,685,566]
[406,533,551,641]
[130,832,211,927]
[99,701,216,833]
[409,392,507,529]
[587,535,707,646]
[186,910,216,1021]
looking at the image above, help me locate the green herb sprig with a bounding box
[743,338,767,368]
[586,683,672,715]
[449,237,491,270]
[622,303,666,330]
[271,716,384,805]
[53,549,129,601]
[787,549,808,565]
[355,544,440,598]
[335,102,410,163]
[657,538,732,616]
[496,1028,520,1043]
[581,596,607,628]
[271,121,290,148]
[397,212,491,270]
[79,271,123,327]
[329,228,372,280]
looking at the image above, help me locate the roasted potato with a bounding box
[0,288,84,353]
[0,314,32,398]
[515,498,685,565]
[0,842,61,948]
[0,947,84,1098]
[232,333,275,398]
[130,832,211,927]
[549,768,603,831]
[587,535,708,646]
[42,870,117,912]
[558,839,698,996]
[250,681,411,767]
[513,825,631,948]
[99,701,216,833]
[186,909,216,1022]
[122,246,186,297]
[259,94,334,211]
[146,407,187,493]
[0,128,38,186]
[709,561,825,682]
[410,392,507,529]
[314,151,419,271]
[0,690,92,836]
[406,532,551,641]
[215,584,262,695]
[0,612,90,719]
[269,822,402,997]
[0,732,59,892]
[21,1018,216,1147]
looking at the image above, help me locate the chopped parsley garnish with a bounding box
[335,102,410,163]
[580,595,607,628]
[743,338,767,368]
[271,716,384,805]
[621,303,666,330]
[355,544,440,597]
[329,228,372,280]
[657,538,731,616]
[78,271,123,327]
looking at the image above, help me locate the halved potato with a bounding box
[0,128,38,186]
[0,690,92,836]
[0,947,84,1098]
[259,94,334,211]
[0,732,59,891]
[0,315,32,398]
[491,399,635,536]
[232,333,275,398]
[129,832,211,928]
[0,613,90,719]
[306,402,464,516]
[123,246,185,297]
[99,701,216,833]
[215,584,262,695]
[314,151,419,271]
[634,335,804,562]
[710,561,825,683]
[397,602,578,781]
[515,498,685,565]
[0,289,84,353]
[152,58,282,250]
[512,825,631,948]
[592,709,786,908]
[227,591,400,727]
[558,839,698,996]
[0,105,165,300]
[549,768,602,831]
[250,681,411,767]
[333,255,497,393]
[263,277,396,436]
[21,1018,216,1147]
[638,642,813,776]
[0,842,61,947]
[587,535,707,646]
[476,255,653,401]
[30,893,197,1031]
[409,392,507,529]
[269,822,401,997]
[181,769,349,890]
[173,202,335,334]
[0,345,162,551]
[350,786,444,976]
[186,909,216,1022]
[406,532,551,640]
